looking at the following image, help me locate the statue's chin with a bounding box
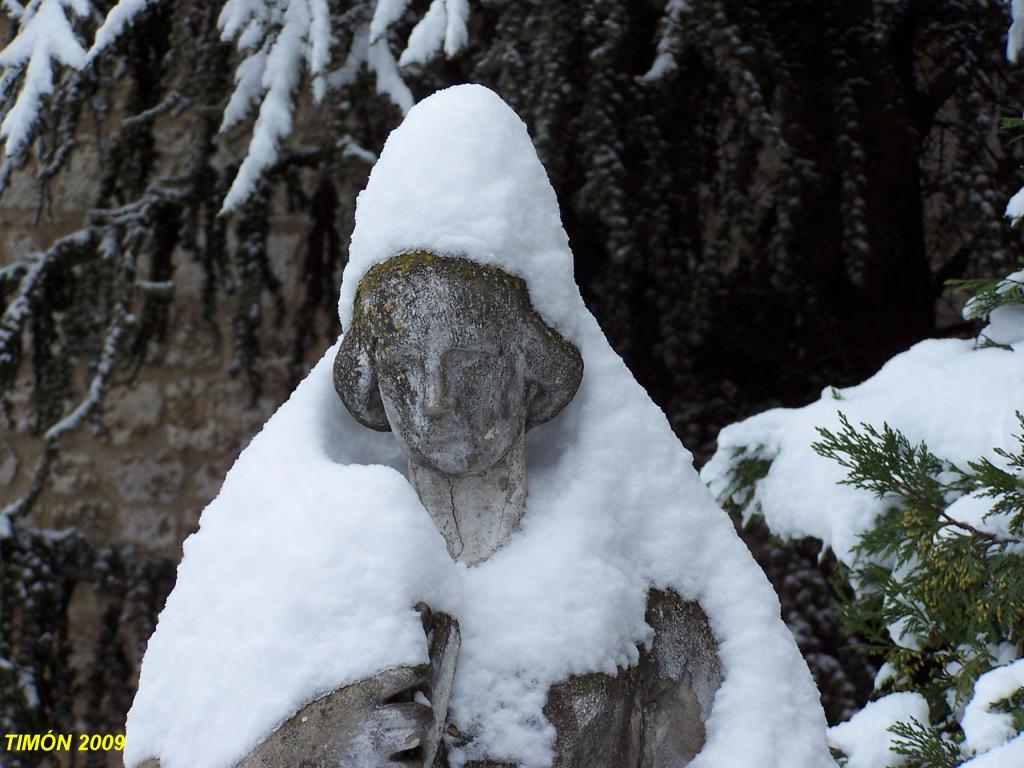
[416,454,483,478]
[411,443,509,478]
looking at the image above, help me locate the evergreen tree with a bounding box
[705,269,1024,765]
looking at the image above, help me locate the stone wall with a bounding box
[2,174,315,556]
[0,121,347,765]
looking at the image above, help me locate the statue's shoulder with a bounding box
[540,588,722,768]
[636,588,722,766]
[643,588,720,694]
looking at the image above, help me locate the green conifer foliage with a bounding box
[815,412,1024,764]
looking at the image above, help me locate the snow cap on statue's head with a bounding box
[339,83,581,342]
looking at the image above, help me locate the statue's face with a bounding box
[370,267,528,477]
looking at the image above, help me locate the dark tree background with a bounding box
[1,0,1021,758]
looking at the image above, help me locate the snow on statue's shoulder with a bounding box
[340,83,579,340]
[123,346,456,768]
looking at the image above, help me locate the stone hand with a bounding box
[219,664,434,768]
[342,665,435,766]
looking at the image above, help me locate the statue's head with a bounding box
[335,252,583,477]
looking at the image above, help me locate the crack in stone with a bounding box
[446,477,464,556]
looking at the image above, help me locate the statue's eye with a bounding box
[378,348,422,372]
[451,347,487,359]
[447,348,496,368]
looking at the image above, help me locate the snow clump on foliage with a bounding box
[702,270,1024,767]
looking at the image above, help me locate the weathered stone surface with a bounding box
[422,610,461,767]
[336,252,583,564]
[50,452,100,496]
[51,499,117,539]
[119,505,177,550]
[335,252,583,446]
[137,667,433,768]
[106,381,165,447]
[636,590,721,766]
[235,666,433,768]
[408,433,527,565]
[111,456,185,505]
[531,589,720,768]
[545,668,642,768]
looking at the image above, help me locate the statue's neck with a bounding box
[408,432,527,565]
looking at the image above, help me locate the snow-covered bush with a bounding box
[701,272,1024,767]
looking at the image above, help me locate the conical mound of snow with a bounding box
[125,84,835,768]
[340,83,579,339]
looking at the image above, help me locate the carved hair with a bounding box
[334,252,583,432]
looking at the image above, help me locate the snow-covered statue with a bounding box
[325,250,717,767]
[125,85,836,768]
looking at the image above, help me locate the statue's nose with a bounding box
[423,364,449,416]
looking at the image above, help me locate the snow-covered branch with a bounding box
[216,0,453,211]
[1,0,474,208]
[0,151,21,194]
[2,308,126,521]
[87,178,191,225]
[218,0,328,212]
[43,303,128,443]
[0,224,137,521]
[0,262,27,287]
[120,90,188,130]
[0,0,91,157]
[0,229,98,378]
[0,175,207,520]
[639,0,691,83]
[0,252,47,374]
[89,0,157,57]
[338,133,377,163]
[136,278,174,296]
[1009,0,1024,63]
[396,0,467,66]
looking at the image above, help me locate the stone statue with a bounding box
[127,85,834,768]
[212,252,720,768]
